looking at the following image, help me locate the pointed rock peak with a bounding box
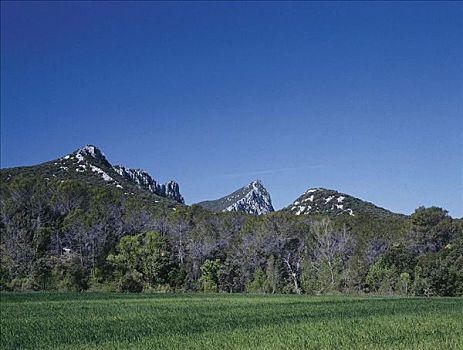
[71,144,111,166]
[246,180,270,194]
[196,179,274,215]
[60,145,107,164]
[76,144,106,160]
[248,179,263,188]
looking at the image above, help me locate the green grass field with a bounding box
[1,293,462,350]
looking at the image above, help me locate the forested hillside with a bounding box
[1,148,462,296]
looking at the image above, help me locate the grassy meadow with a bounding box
[1,293,462,349]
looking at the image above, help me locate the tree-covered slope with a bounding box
[285,187,403,219]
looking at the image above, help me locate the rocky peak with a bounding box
[226,180,274,215]
[78,145,100,159]
[70,145,112,168]
[197,179,274,215]
[56,145,184,204]
[159,180,184,204]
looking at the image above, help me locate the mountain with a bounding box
[285,187,400,218]
[1,145,184,204]
[196,180,274,215]
[3,146,460,298]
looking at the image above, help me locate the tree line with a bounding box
[1,175,462,296]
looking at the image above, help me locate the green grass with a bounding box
[1,293,462,350]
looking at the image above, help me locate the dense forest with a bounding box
[1,172,462,296]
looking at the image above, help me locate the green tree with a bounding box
[246,267,267,293]
[31,256,54,290]
[410,207,452,253]
[107,234,142,274]
[50,255,87,292]
[366,257,398,295]
[199,259,221,292]
[107,231,175,292]
[414,242,463,296]
[382,244,417,277]
[412,265,430,296]
[141,231,173,286]
[300,257,319,294]
[411,206,448,229]
[265,255,281,294]
[398,272,411,295]
[218,258,243,293]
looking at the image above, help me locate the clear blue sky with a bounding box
[1,1,462,217]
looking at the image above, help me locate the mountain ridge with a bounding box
[0,144,185,204]
[1,145,413,218]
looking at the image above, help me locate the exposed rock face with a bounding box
[113,165,184,203]
[162,181,184,204]
[197,180,274,215]
[113,166,158,192]
[74,145,110,166]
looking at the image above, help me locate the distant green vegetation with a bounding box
[1,170,462,297]
[1,293,462,350]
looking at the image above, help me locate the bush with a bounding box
[118,271,144,293]
[199,259,221,292]
[245,267,267,293]
[8,276,39,291]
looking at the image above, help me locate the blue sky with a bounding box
[1,1,462,217]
